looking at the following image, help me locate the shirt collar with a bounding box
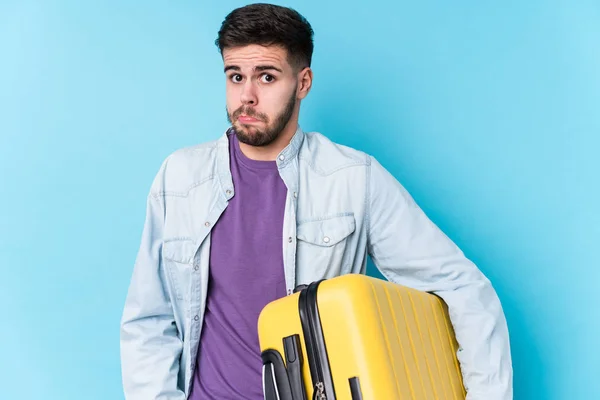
[216,124,305,200]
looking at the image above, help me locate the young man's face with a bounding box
[223,44,301,147]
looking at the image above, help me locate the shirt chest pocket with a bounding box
[295,214,356,284]
[162,239,197,301]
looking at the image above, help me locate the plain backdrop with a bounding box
[1,1,598,399]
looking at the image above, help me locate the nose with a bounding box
[240,80,258,106]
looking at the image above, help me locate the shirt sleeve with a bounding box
[366,155,513,400]
[120,161,186,400]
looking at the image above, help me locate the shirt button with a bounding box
[205,221,211,227]
[323,236,330,243]
[226,189,232,195]
[279,155,285,161]
[288,237,293,243]
[293,192,297,198]
[194,265,199,271]
[194,315,199,321]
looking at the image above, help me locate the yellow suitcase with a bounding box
[257,274,466,400]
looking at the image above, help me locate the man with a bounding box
[120,3,512,400]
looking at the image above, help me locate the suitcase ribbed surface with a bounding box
[365,278,465,399]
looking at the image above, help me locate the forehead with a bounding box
[222,44,290,70]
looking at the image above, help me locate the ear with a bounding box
[297,67,313,100]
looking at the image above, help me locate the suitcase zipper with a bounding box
[314,382,325,400]
[299,281,336,400]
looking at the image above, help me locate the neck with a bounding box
[238,119,298,161]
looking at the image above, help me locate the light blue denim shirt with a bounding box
[120,125,512,399]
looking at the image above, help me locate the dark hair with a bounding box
[215,3,314,70]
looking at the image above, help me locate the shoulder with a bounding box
[149,135,224,197]
[299,131,372,175]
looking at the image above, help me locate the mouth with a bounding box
[238,115,261,124]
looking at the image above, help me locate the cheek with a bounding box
[225,96,242,113]
[261,86,293,113]
[226,88,240,111]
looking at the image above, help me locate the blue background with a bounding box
[1,1,598,399]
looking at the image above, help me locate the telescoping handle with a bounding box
[284,334,307,400]
[262,334,307,400]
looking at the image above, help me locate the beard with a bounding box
[226,90,297,147]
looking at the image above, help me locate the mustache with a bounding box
[232,106,269,122]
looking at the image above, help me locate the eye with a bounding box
[260,74,275,83]
[229,74,243,83]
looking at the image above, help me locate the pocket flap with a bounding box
[162,239,196,264]
[296,214,356,247]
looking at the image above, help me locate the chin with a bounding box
[236,123,263,135]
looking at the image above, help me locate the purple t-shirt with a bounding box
[189,131,288,399]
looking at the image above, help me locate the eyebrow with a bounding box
[223,65,283,73]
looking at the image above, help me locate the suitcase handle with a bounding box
[293,284,308,293]
[262,349,294,400]
[262,335,308,400]
[349,377,363,400]
[283,335,307,400]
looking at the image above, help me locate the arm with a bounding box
[366,156,513,400]
[120,188,186,400]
